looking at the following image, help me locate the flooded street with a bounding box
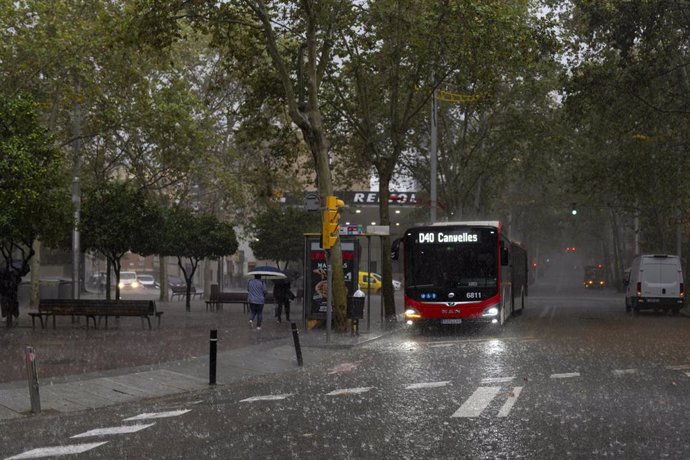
[4,258,690,458]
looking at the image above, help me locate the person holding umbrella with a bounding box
[247,274,267,330]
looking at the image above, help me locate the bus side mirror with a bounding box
[501,247,510,266]
[391,238,400,261]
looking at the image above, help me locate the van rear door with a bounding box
[642,257,680,298]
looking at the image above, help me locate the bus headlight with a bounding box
[404,308,421,319]
[482,307,499,317]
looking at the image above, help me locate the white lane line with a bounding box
[71,423,155,438]
[550,372,580,379]
[405,381,450,390]
[123,409,191,421]
[481,376,515,384]
[497,386,523,418]
[5,442,108,459]
[428,337,536,347]
[667,364,690,370]
[327,362,360,374]
[613,369,638,376]
[239,394,293,402]
[451,386,501,418]
[326,387,374,396]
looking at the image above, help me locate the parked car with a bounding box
[168,276,185,288]
[372,273,402,290]
[118,271,140,289]
[137,274,157,288]
[358,272,382,293]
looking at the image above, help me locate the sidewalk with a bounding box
[0,292,396,420]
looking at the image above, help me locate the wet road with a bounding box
[4,273,690,459]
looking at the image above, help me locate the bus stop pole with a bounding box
[380,236,384,328]
[326,249,332,343]
[366,235,371,332]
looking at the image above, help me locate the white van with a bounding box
[624,254,684,314]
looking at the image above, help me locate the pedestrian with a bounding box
[247,274,267,331]
[350,285,366,336]
[273,279,294,323]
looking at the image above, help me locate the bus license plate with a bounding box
[441,319,462,325]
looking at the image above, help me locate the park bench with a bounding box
[29,299,163,330]
[204,286,274,312]
[170,284,203,301]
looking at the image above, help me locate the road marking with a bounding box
[327,362,360,374]
[326,387,374,396]
[428,337,536,348]
[685,372,690,379]
[667,364,690,370]
[497,386,523,417]
[613,369,638,376]
[481,376,515,384]
[550,372,580,379]
[123,409,191,421]
[451,386,501,418]
[405,381,450,390]
[6,442,108,459]
[71,423,155,438]
[239,394,293,402]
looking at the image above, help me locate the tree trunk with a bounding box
[378,175,397,324]
[30,239,41,309]
[159,255,169,302]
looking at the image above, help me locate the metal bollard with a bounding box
[209,330,217,385]
[291,322,303,367]
[25,347,41,414]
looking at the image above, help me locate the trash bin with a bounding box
[347,296,365,319]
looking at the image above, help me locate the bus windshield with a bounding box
[404,226,498,294]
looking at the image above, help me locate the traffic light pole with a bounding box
[326,249,332,343]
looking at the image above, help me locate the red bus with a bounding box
[393,221,527,327]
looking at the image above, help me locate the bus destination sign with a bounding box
[417,231,479,244]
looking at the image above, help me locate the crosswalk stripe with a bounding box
[481,376,515,384]
[239,394,293,402]
[550,372,580,379]
[5,442,108,459]
[613,369,638,376]
[123,409,191,421]
[497,387,523,417]
[71,423,155,438]
[667,364,690,370]
[405,381,450,390]
[451,386,501,418]
[326,387,373,396]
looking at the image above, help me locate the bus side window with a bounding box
[391,238,401,260]
[500,242,510,266]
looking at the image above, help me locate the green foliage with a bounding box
[80,181,162,298]
[159,207,238,261]
[158,206,238,310]
[0,93,70,325]
[0,94,71,244]
[249,207,320,270]
[559,0,690,253]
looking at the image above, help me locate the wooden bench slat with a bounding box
[34,299,162,330]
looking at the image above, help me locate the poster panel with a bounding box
[307,237,357,319]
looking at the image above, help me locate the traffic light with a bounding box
[571,203,578,216]
[322,195,345,249]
